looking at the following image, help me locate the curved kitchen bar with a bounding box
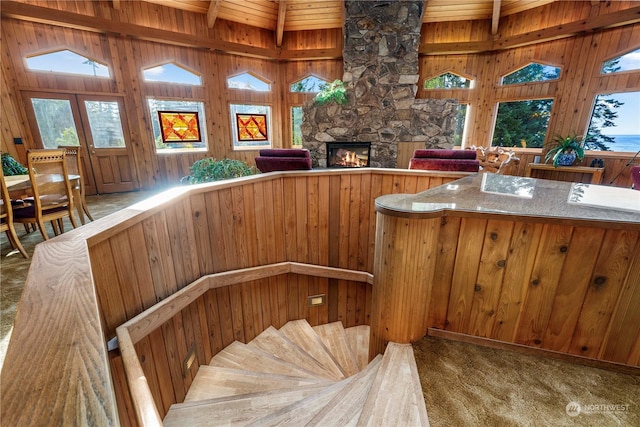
[370,173,640,372]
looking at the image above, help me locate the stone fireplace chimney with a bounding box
[302,0,458,168]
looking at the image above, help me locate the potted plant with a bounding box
[181,158,256,184]
[314,79,347,105]
[544,133,585,167]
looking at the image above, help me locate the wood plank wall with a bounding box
[1,0,639,191]
[371,210,640,369]
[418,2,640,188]
[86,169,460,425]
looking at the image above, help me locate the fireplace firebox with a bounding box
[326,142,371,168]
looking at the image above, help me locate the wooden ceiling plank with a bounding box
[421,5,640,55]
[276,0,287,47]
[207,0,222,28]
[492,0,501,35]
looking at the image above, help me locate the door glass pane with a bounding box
[84,101,126,148]
[31,98,79,148]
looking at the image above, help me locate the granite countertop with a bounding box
[375,173,640,226]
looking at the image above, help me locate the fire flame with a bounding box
[336,150,367,167]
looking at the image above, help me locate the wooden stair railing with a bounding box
[116,262,374,426]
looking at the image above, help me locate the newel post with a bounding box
[369,211,441,358]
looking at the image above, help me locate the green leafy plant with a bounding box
[544,133,585,167]
[314,79,347,105]
[182,158,256,184]
[1,153,28,176]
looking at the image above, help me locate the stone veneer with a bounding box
[302,0,458,168]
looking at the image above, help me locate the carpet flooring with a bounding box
[1,190,638,426]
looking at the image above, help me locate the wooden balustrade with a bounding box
[1,168,466,426]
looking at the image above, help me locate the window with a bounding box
[26,49,110,78]
[290,76,329,93]
[291,106,303,147]
[453,104,469,147]
[602,48,640,74]
[31,98,80,148]
[501,63,560,85]
[147,98,207,152]
[84,101,126,148]
[424,72,472,89]
[585,91,640,152]
[143,62,202,85]
[227,72,270,91]
[492,99,554,148]
[230,104,272,150]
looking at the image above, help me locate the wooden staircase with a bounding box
[163,320,429,426]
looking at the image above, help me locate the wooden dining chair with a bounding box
[13,149,78,240]
[0,167,29,258]
[58,145,94,224]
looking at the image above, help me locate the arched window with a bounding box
[501,62,560,85]
[227,72,271,92]
[424,72,472,89]
[26,49,110,77]
[143,62,202,85]
[602,48,640,74]
[290,75,330,93]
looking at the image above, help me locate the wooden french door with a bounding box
[22,91,138,194]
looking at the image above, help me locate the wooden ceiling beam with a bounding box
[491,0,501,36]
[1,1,340,60]
[276,0,286,47]
[207,0,222,29]
[421,5,640,55]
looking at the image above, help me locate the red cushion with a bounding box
[408,158,480,172]
[258,149,310,158]
[255,157,312,173]
[412,149,476,160]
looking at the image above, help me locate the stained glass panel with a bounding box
[236,114,268,141]
[158,111,202,143]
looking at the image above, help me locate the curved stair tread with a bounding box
[246,374,358,427]
[247,326,341,380]
[306,354,383,427]
[209,341,322,379]
[184,365,331,402]
[345,324,370,371]
[279,319,348,379]
[313,322,360,376]
[164,383,332,426]
[357,343,429,427]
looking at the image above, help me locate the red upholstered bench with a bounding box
[255,149,312,173]
[408,149,480,172]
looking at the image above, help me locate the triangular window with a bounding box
[143,62,202,85]
[501,63,560,85]
[290,75,330,93]
[26,49,110,77]
[602,48,640,74]
[424,72,472,89]
[227,72,271,92]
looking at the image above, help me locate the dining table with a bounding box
[5,173,86,225]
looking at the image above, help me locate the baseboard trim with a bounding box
[427,328,640,376]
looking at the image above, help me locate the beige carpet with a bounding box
[414,336,639,426]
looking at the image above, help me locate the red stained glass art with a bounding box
[158,111,201,143]
[236,113,268,141]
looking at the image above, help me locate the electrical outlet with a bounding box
[13,137,23,145]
